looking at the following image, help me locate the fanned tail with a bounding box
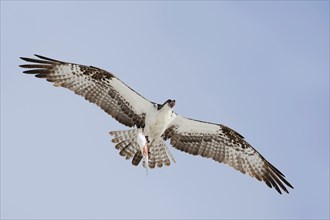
[109,129,176,169]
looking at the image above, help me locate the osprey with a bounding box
[20,55,293,194]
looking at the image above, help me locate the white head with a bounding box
[158,99,176,110]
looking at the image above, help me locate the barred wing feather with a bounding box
[163,115,293,194]
[20,55,153,128]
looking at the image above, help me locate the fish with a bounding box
[136,132,149,175]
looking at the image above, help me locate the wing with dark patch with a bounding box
[20,55,154,128]
[163,115,294,194]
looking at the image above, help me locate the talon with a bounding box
[145,136,150,144]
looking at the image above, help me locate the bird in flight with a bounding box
[20,55,293,194]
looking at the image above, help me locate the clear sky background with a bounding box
[1,1,329,219]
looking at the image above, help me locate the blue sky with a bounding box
[1,1,329,219]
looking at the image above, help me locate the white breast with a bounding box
[144,105,176,140]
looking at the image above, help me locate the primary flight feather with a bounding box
[20,55,293,194]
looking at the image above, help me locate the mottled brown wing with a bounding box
[20,55,154,128]
[163,115,293,194]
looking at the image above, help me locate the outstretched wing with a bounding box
[20,55,154,128]
[163,115,294,194]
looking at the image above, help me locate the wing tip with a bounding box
[19,56,32,62]
[264,161,294,194]
[33,54,58,62]
[20,54,63,64]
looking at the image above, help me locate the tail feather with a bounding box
[115,139,133,150]
[160,142,171,166]
[112,133,137,144]
[109,129,138,138]
[148,146,156,169]
[119,142,139,160]
[154,142,163,168]
[109,129,175,169]
[165,144,176,164]
[132,151,143,166]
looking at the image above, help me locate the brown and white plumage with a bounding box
[20,55,151,128]
[163,116,293,194]
[20,55,293,194]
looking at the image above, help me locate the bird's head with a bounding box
[167,99,176,108]
[158,99,176,110]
